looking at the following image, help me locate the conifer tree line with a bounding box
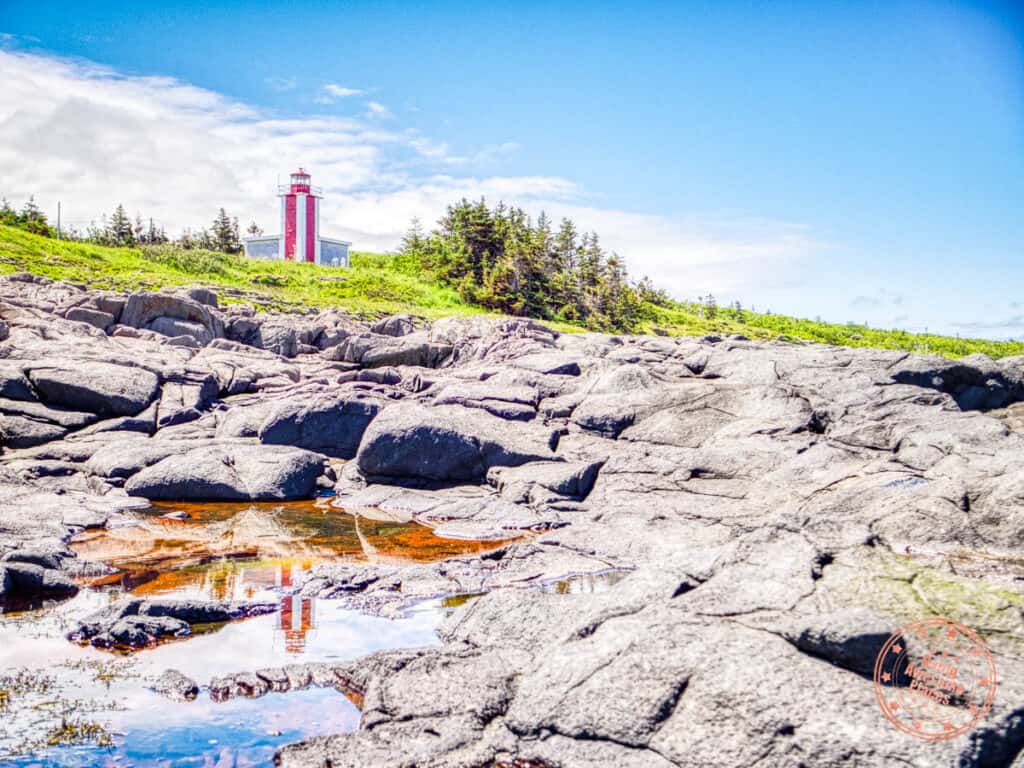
[86,205,248,253]
[399,199,670,332]
[0,194,258,255]
[0,196,53,237]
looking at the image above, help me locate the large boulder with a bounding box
[85,437,193,479]
[96,615,192,648]
[64,306,116,331]
[0,397,97,428]
[0,397,100,448]
[183,287,219,308]
[123,442,324,500]
[146,316,213,345]
[259,391,384,458]
[329,332,452,368]
[356,402,558,481]
[120,291,224,341]
[370,314,416,337]
[27,362,160,416]
[252,322,300,358]
[487,459,605,503]
[226,317,303,357]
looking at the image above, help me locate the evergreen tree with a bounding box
[109,204,133,246]
[18,196,52,237]
[702,293,718,319]
[211,208,239,253]
[20,196,44,224]
[554,218,578,271]
[397,199,660,332]
[246,220,264,237]
[0,198,18,227]
[399,218,425,253]
[196,228,214,251]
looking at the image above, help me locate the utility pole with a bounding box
[149,217,154,243]
[57,201,61,240]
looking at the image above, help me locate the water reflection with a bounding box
[281,595,315,654]
[72,499,499,599]
[64,499,506,655]
[0,499,506,764]
[0,589,445,764]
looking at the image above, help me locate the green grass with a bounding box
[1,224,1021,359]
[643,301,1024,359]
[0,225,479,321]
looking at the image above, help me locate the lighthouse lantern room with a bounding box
[242,168,351,267]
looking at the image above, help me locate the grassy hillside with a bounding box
[644,302,1023,359]
[0,224,1020,359]
[0,224,477,320]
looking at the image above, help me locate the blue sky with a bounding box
[1,0,1021,337]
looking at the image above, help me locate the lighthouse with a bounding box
[242,168,351,267]
[280,168,319,262]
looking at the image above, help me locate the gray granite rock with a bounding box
[27,362,160,416]
[0,277,1022,767]
[356,402,558,481]
[258,390,384,458]
[123,442,325,500]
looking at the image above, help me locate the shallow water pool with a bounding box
[0,499,502,765]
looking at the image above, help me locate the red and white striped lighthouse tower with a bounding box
[278,168,321,263]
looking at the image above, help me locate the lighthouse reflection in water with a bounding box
[277,563,316,653]
[69,499,501,654]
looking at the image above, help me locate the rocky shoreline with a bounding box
[1,274,1022,767]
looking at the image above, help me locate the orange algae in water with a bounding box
[69,499,507,601]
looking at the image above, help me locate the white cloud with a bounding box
[324,84,364,98]
[0,49,820,308]
[364,100,393,119]
[314,83,365,103]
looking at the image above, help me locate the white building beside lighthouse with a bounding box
[243,169,351,266]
